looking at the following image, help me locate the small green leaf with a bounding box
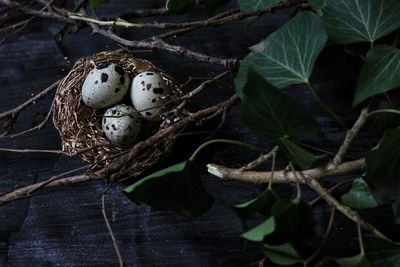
[123,160,214,217]
[89,0,107,9]
[321,0,400,44]
[353,46,400,106]
[262,243,303,266]
[341,178,378,209]
[235,11,328,91]
[279,136,321,169]
[237,0,280,12]
[363,235,400,266]
[368,100,400,137]
[268,198,315,244]
[240,69,320,140]
[205,0,229,13]
[365,128,400,204]
[309,0,326,10]
[336,254,371,267]
[393,199,400,224]
[242,217,276,242]
[233,188,279,217]
[165,0,196,14]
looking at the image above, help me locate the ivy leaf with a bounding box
[240,69,320,140]
[235,11,328,92]
[123,160,214,217]
[279,136,321,169]
[321,0,400,44]
[309,0,326,10]
[363,236,400,266]
[206,0,229,13]
[233,188,279,217]
[242,217,276,242]
[353,46,400,106]
[317,254,371,267]
[365,128,400,204]
[262,243,303,266]
[393,199,400,224]
[267,198,315,244]
[165,0,197,14]
[341,178,378,209]
[242,198,314,244]
[237,0,280,12]
[89,0,108,9]
[368,100,400,137]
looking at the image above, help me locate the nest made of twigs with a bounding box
[53,50,180,172]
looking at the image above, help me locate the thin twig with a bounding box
[102,184,124,267]
[333,106,369,166]
[0,79,60,120]
[303,208,336,267]
[309,178,355,206]
[90,23,239,68]
[68,1,304,30]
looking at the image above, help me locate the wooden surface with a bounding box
[1,1,398,266]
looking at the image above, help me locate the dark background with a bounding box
[0,1,398,266]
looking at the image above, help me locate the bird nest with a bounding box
[52,50,180,173]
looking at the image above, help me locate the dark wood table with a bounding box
[1,1,398,266]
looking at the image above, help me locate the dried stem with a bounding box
[207,158,365,184]
[69,1,304,30]
[0,79,60,120]
[333,106,369,166]
[89,23,239,68]
[102,184,124,267]
[303,208,336,267]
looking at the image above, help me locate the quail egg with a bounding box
[130,71,171,120]
[82,63,130,108]
[102,104,141,145]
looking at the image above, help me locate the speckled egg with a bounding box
[82,63,130,108]
[102,104,141,145]
[130,71,171,120]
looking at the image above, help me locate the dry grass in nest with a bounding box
[53,50,180,172]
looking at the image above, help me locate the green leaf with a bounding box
[242,198,314,244]
[206,0,229,13]
[235,11,328,91]
[365,128,400,204]
[262,243,303,266]
[89,0,107,9]
[237,0,280,12]
[341,178,378,209]
[242,217,276,242]
[268,198,315,244]
[363,236,400,267]
[321,0,400,44]
[393,199,400,224]
[233,188,279,217]
[317,254,371,267]
[336,254,371,267]
[309,0,326,10]
[279,136,321,169]
[368,100,400,137]
[353,46,400,106]
[165,0,196,14]
[240,69,320,140]
[123,160,214,217]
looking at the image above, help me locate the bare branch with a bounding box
[207,158,365,184]
[333,106,369,166]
